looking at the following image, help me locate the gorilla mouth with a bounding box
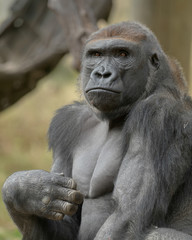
[86,87,121,94]
[85,87,121,111]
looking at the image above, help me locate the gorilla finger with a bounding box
[37,205,64,220]
[51,173,77,189]
[50,200,78,216]
[45,211,64,221]
[54,187,84,204]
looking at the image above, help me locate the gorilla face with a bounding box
[81,38,157,119]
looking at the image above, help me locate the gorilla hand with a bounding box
[2,170,84,221]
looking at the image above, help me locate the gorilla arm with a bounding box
[2,104,86,240]
[94,97,192,240]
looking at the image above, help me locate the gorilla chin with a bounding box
[86,89,121,112]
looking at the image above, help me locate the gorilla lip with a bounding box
[86,87,120,94]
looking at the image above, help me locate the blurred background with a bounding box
[0,0,191,239]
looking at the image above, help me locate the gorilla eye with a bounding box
[95,52,101,57]
[89,51,102,57]
[119,51,128,57]
[87,50,102,58]
[116,50,130,59]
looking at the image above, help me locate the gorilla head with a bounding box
[80,22,178,120]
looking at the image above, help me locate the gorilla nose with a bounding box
[95,71,112,79]
[91,66,115,82]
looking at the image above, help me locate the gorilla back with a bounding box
[3,22,192,240]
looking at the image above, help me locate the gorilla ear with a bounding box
[150,53,159,69]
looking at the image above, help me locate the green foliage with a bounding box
[0,228,22,240]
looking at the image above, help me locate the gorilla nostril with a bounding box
[95,72,102,78]
[103,72,112,78]
[93,69,112,80]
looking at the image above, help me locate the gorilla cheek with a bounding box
[123,77,148,104]
[85,91,121,112]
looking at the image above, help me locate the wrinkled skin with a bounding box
[2,22,192,240]
[3,170,83,220]
[83,39,149,112]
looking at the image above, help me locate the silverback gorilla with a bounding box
[3,22,192,240]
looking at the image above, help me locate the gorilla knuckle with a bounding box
[42,196,51,205]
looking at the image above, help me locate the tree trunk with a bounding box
[0,0,112,111]
[48,0,98,70]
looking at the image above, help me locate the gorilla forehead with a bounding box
[87,22,147,41]
[87,21,163,53]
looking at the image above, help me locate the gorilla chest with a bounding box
[72,123,122,198]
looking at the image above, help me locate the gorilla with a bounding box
[2,22,192,240]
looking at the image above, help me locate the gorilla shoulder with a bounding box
[48,101,100,153]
